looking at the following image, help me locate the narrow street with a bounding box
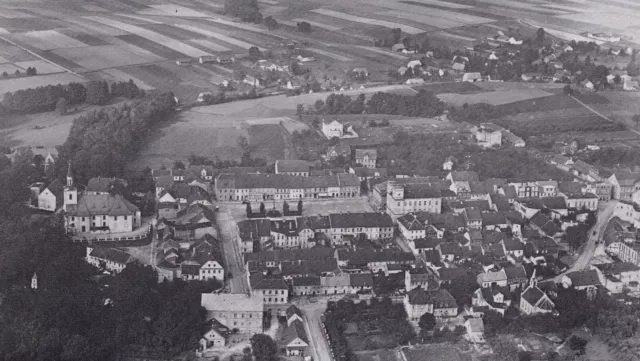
[554,201,617,282]
[215,204,248,294]
[296,298,333,361]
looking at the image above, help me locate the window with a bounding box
[68,194,72,200]
[124,216,127,220]
[114,216,117,221]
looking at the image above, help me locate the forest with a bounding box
[311,90,445,117]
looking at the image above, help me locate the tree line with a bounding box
[2,79,144,115]
[224,0,262,23]
[311,90,445,117]
[56,92,176,185]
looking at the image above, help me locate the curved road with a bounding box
[554,201,617,282]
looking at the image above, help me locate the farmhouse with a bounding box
[405,78,425,85]
[216,50,235,63]
[198,318,229,353]
[392,43,405,52]
[37,179,64,212]
[214,173,361,202]
[176,58,192,66]
[475,124,502,148]
[321,119,358,139]
[85,247,133,273]
[352,67,369,77]
[282,321,309,356]
[463,72,482,82]
[200,293,264,334]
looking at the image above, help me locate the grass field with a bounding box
[0,72,84,94]
[402,345,472,361]
[437,88,553,106]
[248,124,294,160]
[413,82,485,94]
[53,45,156,71]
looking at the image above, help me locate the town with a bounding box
[0,0,640,360]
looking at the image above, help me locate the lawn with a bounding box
[437,88,553,107]
[355,350,401,361]
[248,124,294,161]
[412,82,486,94]
[402,345,472,361]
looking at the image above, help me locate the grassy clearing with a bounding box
[0,72,84,95]
[53,45,156,71]
[437,88,553,106]
[413,82,485,94]
[248,124,293,160]
[402,345,471,361]
[495,94,581,113]
[8,30,88,51]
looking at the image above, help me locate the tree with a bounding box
[418,313,435,332]
[246,202,252,216]
[1,71,7,77]
[297,199,303,214]
[14,69,20,76]
[173,160,185,170]
[264,16,278,30]
[237,136,251,153]
[250,334,278,361]
[420,37,430,52]
[248,46,262,58]
[283,201,289,215]
[85,80,110,105]
[55,97,68,115]
[563,85,574,96]
[296,104,304,120]
[260,202,265,214]
[297,21,312,33]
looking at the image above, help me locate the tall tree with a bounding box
[250,334,278,361]
[56,97,68,115]
[297,199,303,214]
[260,202,266,214]
[283,201,289,215]
[246,202,252,216]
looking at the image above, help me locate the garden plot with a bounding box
[307,48,352,62]
[146,4,212,17]
[101,68,155,90]
[311,8,426,35]
[0,72,84,94]
[189,39,231,52]
[53,45,157,71]
[174,24,265,51]
[62,17,130,37]
[14,60,64,74]
[84,16,211,57]
[291,19,341,31]
[437,88,553,106]
[379,10,464,29]
[8,30,88,51]
[354,46,407,60]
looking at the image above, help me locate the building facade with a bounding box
[386,182,442,218]
[201,293,264,334]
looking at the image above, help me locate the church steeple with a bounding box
[31,272,38,290]
[66,162,74,187]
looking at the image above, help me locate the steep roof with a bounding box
[250,273,288,290]
[566,270,601,287]
[282,320,309,346]
[504,266,527,280]
[450,171,479,182]
[329,212,394,228]
[403,183,442,199]
[338,249,414,264]
[522,286,545,306]
[66,194,139,217]
[216,173,360,189]
[276,160,311,173]
[89,247,132,264]
[201,293,264,312]
[286,305,304,319]
[245,248,336,263]
[502,238,523,251]
[45,179,64,198]
[355,148,378,160]
[86,177,127,193]
[350,273,374,287]
[481,211,507,226]
[407,287,457,308]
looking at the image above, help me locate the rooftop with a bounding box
[201,293,264,312]
[89,247,132,264]
[276,160,311,173]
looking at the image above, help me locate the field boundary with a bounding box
[571,95,640,136]
[0,35,83,78]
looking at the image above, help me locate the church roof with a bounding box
[66,193,139,217]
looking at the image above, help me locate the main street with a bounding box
[554,200,617,282]
[295,298,333,361]
[215,204,248,294]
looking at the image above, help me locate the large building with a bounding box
[275,160,311,177]
[386,182,442,218]
[63,165,142,234]
[475,124,502,148]
[355,149,378,168]
[86,247,134,273]
[201,293,264,334]
[215,173,360,201]
[404,287,457,322]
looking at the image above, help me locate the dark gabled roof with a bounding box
[353,167,387,178]
[237,219,272,241]
[464,207,482,221]
[350,273,374,287]
[45,179,64,198]
[481,211,507,226]
[355,148,378,160]
[503,210,525,224]
[530,213,561,236]
[566,193,598,199]
[398,213,426,231]
[490,194,511,212]
[245,248,336,263]
[449,171,479,182]
[181,261,201,276]
[566,270,600,287]
[293,276,321,286]
[250,273,288,290]
[89,247,132,264]
[541,197,567,209]
[407,287,457,308]
[282,320,309,346]
[66,193,139,217]
[329,212,394,228]
[286,305,304,319]
[502,238,523,251]
[407,287,431,304]
[281,259,339,276]
[155,175,174,189]
[296,215,331,231]
[205,317,230,338]
[414,238,441,249]
[504,266,527,280]
[558,181,583,195]
[276,160,311,173]
[438,242,462,256]
[595,262,640,275]
[404,183,442,199]
[86,177,127,193]
[438,267,477,281]
[337,249,414,264]
[522,286,547,306]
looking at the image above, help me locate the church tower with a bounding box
[31,272,38,290]
[63,162,78,208]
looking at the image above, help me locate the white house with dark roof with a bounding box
[282,320,309,356]
[355,149,378,168]
[38,179,64,212]
[387,182,443,218]
[248,273,289,306]
[404,287,457,322]
[201,293,264,334]
[64,164,141,234]
[286,305,304,326]
[86,247,134,273]
[275,160,311,177]
[198,317,229,355]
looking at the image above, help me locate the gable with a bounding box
[535,296,555,310]
[287,337,308,347]
[205,329,224,340]
[159,193,176,203]
[202,260,223,269]
[39,189,55,198]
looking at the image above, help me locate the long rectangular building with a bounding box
[215,173,361,201]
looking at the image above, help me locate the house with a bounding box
[452,62,466,72]
[326,145,351,161]
[443,156,456,171]
[198,318,229,353]
[199,56,217,64]
[355,149,377,168]
[520,272,556,315]
[398,66,408,76]
[63,164,142,235]
[550,155,574,171]
[286,305,304,326]
[386,182,443,217]
[37,179,64,212]
[404,287,457,322]
[86,177,127,195]
[282,321,309,356]
[287,79,302,90]
[405,78,425,85]
[475,124,502,148]
[463,72,482,82]
[464,318,485,343]
[176,58,192,66]
[249,273,289,307]
[471,285,511,315]
[297,55,315,62]
[321,119,358,139]
[85,247,134,273]
[624,77,639,91]
[275,160,310,176]
[564,45,574,52]
[243,75,261,87]
[352,67,369,77]
[216,51,235,63]
[200,293,264,334]
[488,53,499,60]
[561,269,602,296]
[564,193,598,211]
[595,262,640,291]
[582,79,595,90]
[501,130,525,147]
[11,146,58,170]
[407,60,422,69]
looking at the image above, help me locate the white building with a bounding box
[86,247,134,273]
[201,293,264,334]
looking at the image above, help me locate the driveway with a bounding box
[215,204,249,294]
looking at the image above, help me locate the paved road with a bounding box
[296,298,332,361]
[215,204,248,294]
[554,201,617,282]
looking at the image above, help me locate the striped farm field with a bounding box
[84,16,211,57]
[115,14,164,24]
[0,72,84,94]
[116,34,187,60]
[205,18,286,40]
[437,31,477,42]
[291,19,341,31]
[307,48,352,62]
[8,30,88,51]
[0,8,34,18]
[0,63,23,74]
[436,88,553,106]
[0,17,64,32]
[52,45,158,71]
[14,60,64,74]
[55,29,111,46]
[398,0,473,9]
[148,4,212,17]
[310,8,426,34]
[139,23,210,41]
[354,45,407,60]
[189,39,231,52]
[174,24,265,51]
[379,10,464,29]
[62,17,130,36]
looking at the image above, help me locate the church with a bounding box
[64,164,142,234]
